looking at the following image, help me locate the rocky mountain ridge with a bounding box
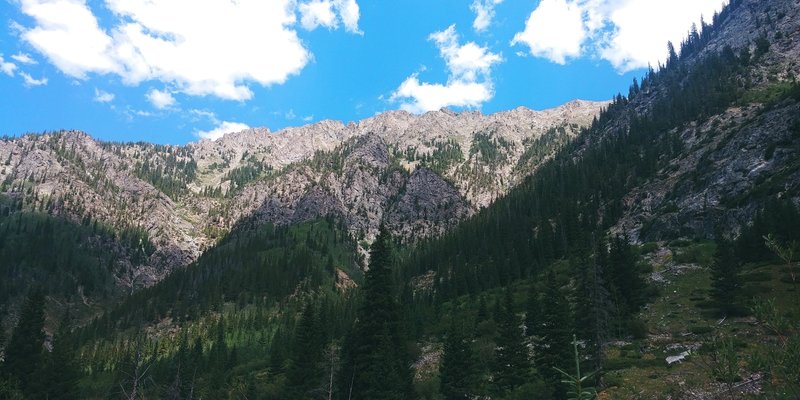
[0,100,606,287]
[597,0,800,242]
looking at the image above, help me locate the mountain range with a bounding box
[1,0,799,398]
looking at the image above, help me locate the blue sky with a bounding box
[0,0,726,144]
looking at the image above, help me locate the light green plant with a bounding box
[553,335,598,400]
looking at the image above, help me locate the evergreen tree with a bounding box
[492,287,531,396]
[538,272,572,399]
[344,227,414,400]
[710,238,742,315]
[606,236,645,318]
[285,302,325,398]
[574,253,612,371]
[525,284,540,337]
[3,289,46,398]
[43,314,79,400]
[440,317,476,400]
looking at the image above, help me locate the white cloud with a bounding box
[511,0,586,65]
[20,72,48,86]
[0,55,17,76]
[146,88,176,109]
[197,121,250,141]
[11,53,37,65]
[299,0,337,30]
[598,0,726,72]
[432,25,502,82]
[512,0,726,72]
[335,0,361,33]
[20,0,118,78]
[471,0,503,32]
[17,0,361,101]
[392,25,502,114]
[298,0,361,33]
[394,75,493,113]
[94,88,115,103]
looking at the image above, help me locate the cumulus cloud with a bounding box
[298,0,361,33]
[20,72,48,86]
[0,55,17,76]
[512,0,726,72]
[392,25,502,114]
[197,121,250,141]
[471,0,503,32]
[20,0,118,78]
[511,0,585,65]
[598,0,725,72]
[146,88,176,109]
[94,88,115,103]
[16,0,361,101]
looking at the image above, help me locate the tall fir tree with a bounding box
[285,302,325,398]
[710,238,742,315]
[525,284,541,337]
[574,252,613,372]
[538,272,572,399]
[492,287,531,396]
[344,227,414,400]
[440,316,476,400]
[43,314,79,400]
[607,236,646,319]
[3,289,46,398]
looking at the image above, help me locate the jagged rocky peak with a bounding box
[0,99,607,288]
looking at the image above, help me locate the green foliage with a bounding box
[470,133,510,165]
[492,288,531,396]
[537,272,573,396]
[553,335,597,400]
[222,157,272,195]
[284,302,325,398]
[735,199,800,263]
[132,149,197,200]
[343,228,414,400]
[96,218,358,331]
[420,140,464,175]
[703,336,740,387]
[439,317,476,400]
[710,238,743,315]
[0,196,154,311]
[2,289,46,398]
[42,315,80,399]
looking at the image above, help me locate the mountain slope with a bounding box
[2,0,799,398]
[0,101,604,289]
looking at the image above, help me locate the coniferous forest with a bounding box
[2,0,800,399]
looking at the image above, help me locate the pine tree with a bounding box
[574,253,612,371]
[285,302,325,398]
[538,272,572,399]
[43,314,79,400]
[525,284,540,337]
[440,317,476,400]
[344,227,414,400]
[607,236,645,318]
[710,238,742,315]
[493,287,531,396]
[3,289,46,398]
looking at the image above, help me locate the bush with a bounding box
[669,239,692,248]
[640,242,660,254]
[742,271,772,282]
[626,318,649,339]
[690,325,715,335]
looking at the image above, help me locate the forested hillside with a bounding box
[1,0,800,398]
